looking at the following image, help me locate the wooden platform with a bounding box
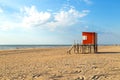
[67,44,97,54]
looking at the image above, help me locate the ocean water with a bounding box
[0,45,71,50]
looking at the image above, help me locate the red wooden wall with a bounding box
[82,32,97,45]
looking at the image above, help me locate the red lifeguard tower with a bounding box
[81,32,97,53]
[67,32,98,54]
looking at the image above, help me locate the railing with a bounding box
[67,44,97,54]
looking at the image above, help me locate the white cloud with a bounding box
[0,23,12,31]
[0,7,3,13]
[0,5,90,31]
[0,19,19,31]
[46,8,90,31]
[83,0,92,4]
[21,6,51,28]
[18,6,90,31]
[0,0,25,10]
[0,11,19,31]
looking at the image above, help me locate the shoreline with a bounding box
[0,44,120,50]
[0,45,71,50]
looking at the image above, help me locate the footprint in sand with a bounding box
[74,76,84,80]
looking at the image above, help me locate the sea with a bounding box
[0,45,71,50]
[0,44,116,50]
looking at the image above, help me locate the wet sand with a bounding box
[0,46,120,80]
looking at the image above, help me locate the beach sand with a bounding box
[0,46,120,80]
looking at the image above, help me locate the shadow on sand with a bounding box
[96,52,120,54]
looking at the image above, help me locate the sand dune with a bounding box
[0,46,120,80]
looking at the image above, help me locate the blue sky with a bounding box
[0,0,120,44]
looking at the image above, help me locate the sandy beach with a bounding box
[0,46,120,80]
